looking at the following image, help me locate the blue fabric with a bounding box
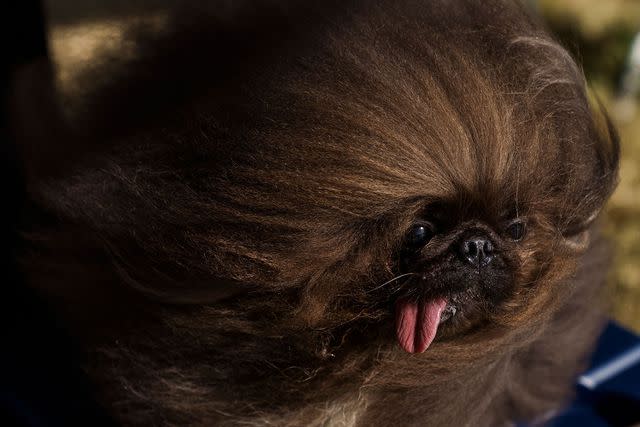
[546,322,640,427]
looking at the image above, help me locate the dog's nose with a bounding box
[458,236,494,267]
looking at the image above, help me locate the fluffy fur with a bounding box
[22,0,619,425]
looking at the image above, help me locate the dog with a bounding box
[21,0,619,425]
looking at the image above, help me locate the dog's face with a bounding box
[393,202,524,353]
[392,189,597,353]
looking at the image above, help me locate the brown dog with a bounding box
[22,0,619,425]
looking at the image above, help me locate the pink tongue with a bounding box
[395,298,447,353]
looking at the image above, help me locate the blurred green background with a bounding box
[539,0,640,331]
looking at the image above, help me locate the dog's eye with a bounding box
[506,220,526,241]
[406,222,435,249]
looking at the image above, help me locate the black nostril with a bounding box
[467,241,477,256]
[459,237,494,267]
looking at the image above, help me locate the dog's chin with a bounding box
[435,289,493,336]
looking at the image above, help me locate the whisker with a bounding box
[367,273,415,293]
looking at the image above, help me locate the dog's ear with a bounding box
[560,95,619,252]
[590,94,621,198]
[561,209,598,252]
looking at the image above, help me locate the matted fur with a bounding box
[23,0,619,425]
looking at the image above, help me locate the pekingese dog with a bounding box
[22,0,619,425]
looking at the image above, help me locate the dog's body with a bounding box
[22,1,619,425]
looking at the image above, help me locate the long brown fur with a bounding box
[21,0,619,425]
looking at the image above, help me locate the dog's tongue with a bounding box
[395,298,447,353]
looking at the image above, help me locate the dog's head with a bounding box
[41,0,618,356]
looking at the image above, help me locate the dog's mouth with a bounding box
[391,258,514,353]
[394,297,447,353]
[393,292,477,353]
